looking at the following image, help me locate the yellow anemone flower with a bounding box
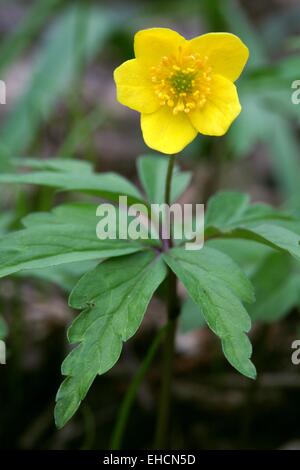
[114,28,249,154]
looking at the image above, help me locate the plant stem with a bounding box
[154,274,179,448]
[154,155,180,449]
[164,155,175,208]
[110,327,166,450]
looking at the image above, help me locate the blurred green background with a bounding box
[0,0,300,450]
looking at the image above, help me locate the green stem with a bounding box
[154,155,180,449]
[154,289,178,448]
[164,155,175,208]
[110,327,166,450]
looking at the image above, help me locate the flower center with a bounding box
[169,70,195,95]
[150,52,212,114]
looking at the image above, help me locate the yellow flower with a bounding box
[114,28,249,154]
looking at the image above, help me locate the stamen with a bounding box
[150,51,213,114]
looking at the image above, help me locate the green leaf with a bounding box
[15,260,97,292]
[228,93,274,157]
[163,247,256,378]
[0,203,146,278]
[137,154,191,204]
[57,109,106,157]
[205,191,293,232]
[234,204,295,227]
[208,239,300,324]
[207,238,272,278]
[55,251,167,428]
[227,74,300,206]
[249,252,300,323]
[0,0,62,73]
[265,116,300,208]
[0,212,14,235]
[216,224,300,262]
[205,192,250,229]
[0,4,117,157]
[179,297,205,333]
[227,77,300,205]
[12,157,93,173]
[0,168,143,204]
[205,192,300,261]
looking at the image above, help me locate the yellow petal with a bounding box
[141,106,197,154]
[134,28,186,68]
[189,74,241,136]
[114,59,159,113]
[188,32,249,82]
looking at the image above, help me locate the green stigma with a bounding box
[169,71,195,95]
